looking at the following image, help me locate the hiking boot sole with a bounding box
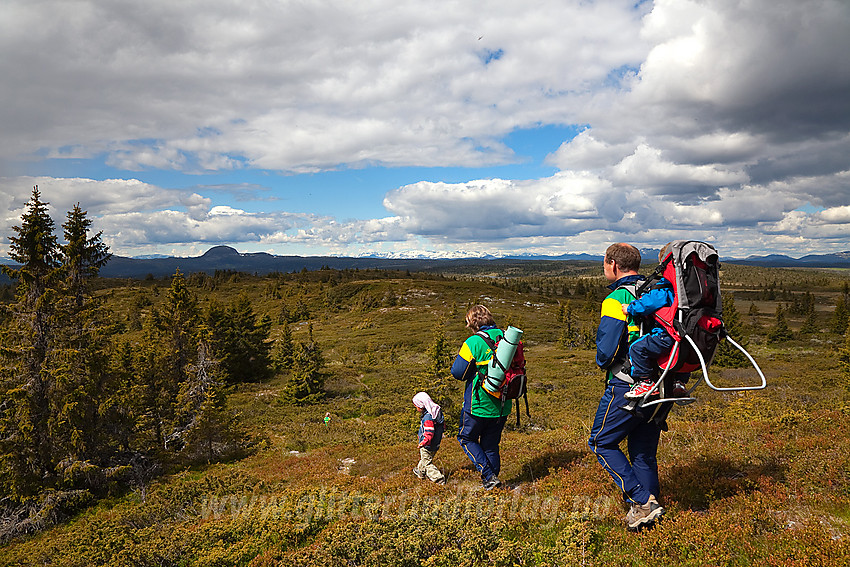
[624,389,659,400]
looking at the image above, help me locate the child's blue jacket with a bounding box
[626,277,674,337]
[418,411,444,449]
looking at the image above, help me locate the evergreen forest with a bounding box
[1,188,850,566]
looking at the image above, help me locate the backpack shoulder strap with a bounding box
[470,331,496,404]
[636,257,671,297]
[472,331,499,376]
[475,330,497,350]
[617,283,638,300]
[476,330,513,375]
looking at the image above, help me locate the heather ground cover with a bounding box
[2,264,849,566]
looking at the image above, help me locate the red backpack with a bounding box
[639,240,723,374]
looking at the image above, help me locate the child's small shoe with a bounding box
[413,467,426,479]
[625,380,658,399]
[672,381,688,397]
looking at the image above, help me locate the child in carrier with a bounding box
[412,392,446,485]
[623,243,687,400]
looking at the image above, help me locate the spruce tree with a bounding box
[205,298,229,372]
[105,340,138,453]
[132,318,172,451]
[140,270,200,451]
[420,323,457,417]
[714,293,749,367]
[174,327,242,461]
[0,187,61,498]
[800,307,819,336]
[3,187,60,299]
[0,191,116,510]
[748,302,763,331]
[283,323,325,404]
[59,203,111,307]
[160,270,199,390]
[831,296,849,335]
[214,294,273,384]
[273,320,296,370]
[767,304,794,343]
[422,323,453,380]
[47,204,115,470]
[558,300,577,348]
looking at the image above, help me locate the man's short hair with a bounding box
[465,305,495,331]
[605,243,641,273]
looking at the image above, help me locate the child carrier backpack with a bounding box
[650,240,723,375]
[624,240,766,415]
[474,331,530,426]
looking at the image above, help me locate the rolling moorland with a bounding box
[2,257,850,566]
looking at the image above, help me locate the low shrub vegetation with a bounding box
[1,206,849,565]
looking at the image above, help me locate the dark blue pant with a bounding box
[458,412,507,481]
[629,331,675,378]
[588,381,661,504]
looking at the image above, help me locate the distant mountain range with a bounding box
[97,246,603,278]
[97,246,850,277]
[97,246,470,278]
[0,246,588,283]
[730,251,850,267]
[2,246,849,280]
[499,250,850,269]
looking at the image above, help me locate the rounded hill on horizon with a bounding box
[201,245,240,258]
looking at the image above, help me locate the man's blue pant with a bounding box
[588,381,661,505]
[458,412,507,482]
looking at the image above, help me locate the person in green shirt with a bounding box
[451,305,511,490]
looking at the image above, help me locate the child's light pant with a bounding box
[416,447,445,483]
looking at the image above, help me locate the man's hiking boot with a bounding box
[483,476,502,490]
[626,495,664,531]
[413,467,426,480]
[624,380,659,400]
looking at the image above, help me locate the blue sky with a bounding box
[14,124,574,220]
[1,0,849,259]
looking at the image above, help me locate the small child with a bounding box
[412,392,446,485]
[623,244,686,399]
